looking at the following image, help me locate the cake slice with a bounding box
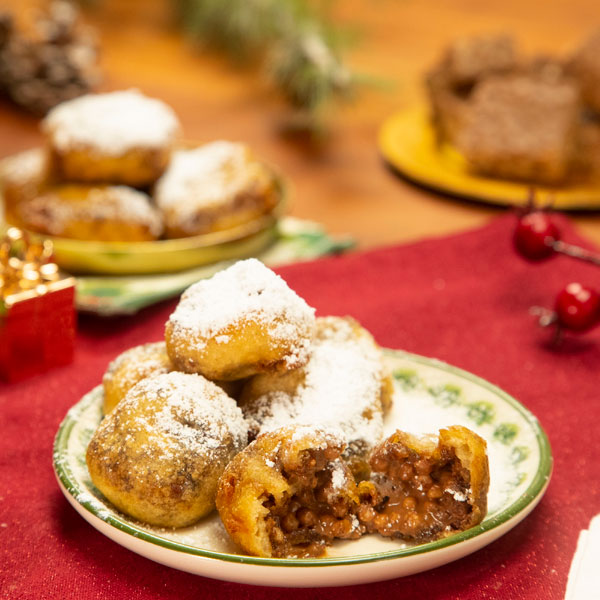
[457,74,580,184]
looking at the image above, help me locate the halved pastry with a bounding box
[216,425,363,558]
[357,425,489,542]
[239,316,393,480]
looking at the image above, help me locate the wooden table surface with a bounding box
[2,0,600,250]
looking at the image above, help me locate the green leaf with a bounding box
[466,401,495,425]
[510,446,530,465]
[393,369,419,391]
[427,383,461,407]
[493,423,519,445]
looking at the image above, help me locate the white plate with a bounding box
[53,349,552,588]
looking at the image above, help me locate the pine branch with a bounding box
[175,0,357,121]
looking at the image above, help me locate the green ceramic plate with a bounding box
[53,350,552,588]
[2,187,285,276]
[74,217,355,315]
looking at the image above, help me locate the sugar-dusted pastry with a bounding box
[165,259,315,381]
[0,148,47,226]
[457,75,579,184]
[216,425,362,558]
[154,141,281,239]
[240,316,393,480]
[357,425,489,542]
[86,372,248,528]
[102,342,173,415]
[42,89,180,186]
[16,184,163,241]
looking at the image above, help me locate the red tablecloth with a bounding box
[1,214,599,599]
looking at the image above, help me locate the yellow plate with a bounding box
[39,214,280,275]
[1,175,286,276]
[379,105,600,209]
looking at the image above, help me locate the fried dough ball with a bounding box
[102,342,173,415]
[86,372,248,528]
[357,425,489,542]
[16,184,163,241]
[216,425,363,558]
[239,316,392,480]
[154,142,281,239]
[0,148,48,226]
[42,90,180,186]
[165,259,315,381]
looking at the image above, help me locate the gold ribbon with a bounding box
[0,227,61,303]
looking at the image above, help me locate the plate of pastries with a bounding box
[53,259,552,587]
[1,90,285,274]
[379,30,600,208]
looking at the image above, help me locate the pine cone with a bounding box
[0,1,100,115]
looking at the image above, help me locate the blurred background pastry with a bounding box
[42,89,180,186]
[16,183,163,241]
[154,141,282,239]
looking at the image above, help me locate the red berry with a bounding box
[514,212,560,260]
[555,283,600,332]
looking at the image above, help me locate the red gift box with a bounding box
[0,227,76,382]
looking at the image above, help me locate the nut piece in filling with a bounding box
[357,425,489,542]
[154,141,282,239]
[165,258,316,381]
[86,372,248,528]
[216,425,363,558]
[239,316,392,480]
[102,342,173,415]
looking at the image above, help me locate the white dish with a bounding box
[53,349,552,587]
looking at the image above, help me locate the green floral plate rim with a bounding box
[53,349,552,586]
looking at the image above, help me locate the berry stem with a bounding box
[548,240,600,266]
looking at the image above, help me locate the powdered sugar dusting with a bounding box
[19,185,163,237]
[243,317,385,450]
[43,89,180,154]
[329,460,348,491]
[100,372,248,466]
[103,342,170,390]
[167,259,315,362]
[154,142,264,229]
[448,488,469,502]
[0,148,45,184]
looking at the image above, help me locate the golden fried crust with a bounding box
[154,142,281,239]
[102,342,173,415]
[216,426,362,558]
[17,184,163,242]
[0,149,48,226]
[48,144,172,187]
[42,90,180,186]
[165,316,310,381]
[86,372,248,528]
[358,425,489,541]
[238,316,390,479]
[161,165,281,239]
[439,425,490,527]
[164,259,315,381]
